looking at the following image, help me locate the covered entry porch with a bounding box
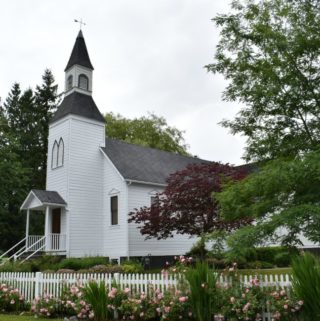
[18,189,68,260]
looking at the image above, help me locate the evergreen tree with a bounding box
[0,94,29,251]
[0,70,59,251]
[34,69,58,188]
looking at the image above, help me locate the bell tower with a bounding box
[64,30,94,96]
[47,30,105,257]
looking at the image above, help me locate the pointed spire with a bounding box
[65,30,94,71]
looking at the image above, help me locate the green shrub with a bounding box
[255,246,298,266]
[246,261,274,269]
[224,246,298,269]
[292,253,320,321]
[274,251,293,267]
[0,255,63,273]
[58,256,109,271]
[89,264,124,274]
[186,239,208,259]
[121,260,144,273]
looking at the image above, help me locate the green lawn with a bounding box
[0,315,63,321]
[238,267,292,276]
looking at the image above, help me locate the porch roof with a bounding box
[21,190,67,210]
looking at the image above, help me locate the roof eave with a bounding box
[125,179,167,187]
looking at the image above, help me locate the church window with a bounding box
[51,140,59,169]
[78,74,89,90]
[67,75,73,91]
[51,138,64,169]
[111,196,118,225]
[57,138,64,167]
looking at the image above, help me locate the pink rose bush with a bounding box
[0,283,28,312]
[158,288,193,321]
[220,278,264,321]
[32,283,93,319]
[61,283,92,319]
[31,294,61,318]
[266,288,303,321]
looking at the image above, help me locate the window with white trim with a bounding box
[57,138,64,167]
[111,195,118,225]
[51,138,64,169]
[67,75,73,91]
[51,140,58,169]
[78,74,89,90]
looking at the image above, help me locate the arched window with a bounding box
[57,138,64,167]
[51,138,64,169]
[78,74,89,90]
[67,75,73,91]
[51,140,58,169]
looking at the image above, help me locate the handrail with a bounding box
[8,245,26,261]
[20,239,46,264]
[0,237,26,260]
[14,236,46,262]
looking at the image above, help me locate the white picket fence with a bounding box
[0,272,178,301]
[0,272,292,321]
[0,271,291,301]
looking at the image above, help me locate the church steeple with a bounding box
[64,30,93,96]
[50,31,104,124]
[65,30,94,71]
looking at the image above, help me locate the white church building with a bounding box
[13,31,210,264]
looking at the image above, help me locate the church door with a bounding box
[51,208,61,250]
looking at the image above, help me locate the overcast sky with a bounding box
[0,0,247,165]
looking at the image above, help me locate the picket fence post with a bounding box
[34,271,42,298]
[113,273,120,284]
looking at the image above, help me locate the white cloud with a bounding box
[0,0,246,164]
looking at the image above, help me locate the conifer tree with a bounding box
[0,93,29,251]
[34,69,59,188]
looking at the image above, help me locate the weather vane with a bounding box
[74,18,86,29]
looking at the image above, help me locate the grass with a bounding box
[237,267,292,275]
[0,314,63,321]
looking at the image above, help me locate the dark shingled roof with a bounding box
[50,92,105,124]
[65,30,94,71]
[32,190,67,205]
[102,138,211,185]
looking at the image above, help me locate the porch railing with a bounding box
[26,234,66,252]
[0,234,67,264]
[26,235,44,251]
[48,233,66,251]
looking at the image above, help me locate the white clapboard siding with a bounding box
[128,183,197,257]
[0,272,291,303]
[102,153,128,259]
[67,116,106,257]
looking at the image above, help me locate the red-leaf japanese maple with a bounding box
[129,162,250,239]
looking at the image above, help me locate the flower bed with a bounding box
[0,256,305,321]
[0,283,29,313]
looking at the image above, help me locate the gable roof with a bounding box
[31,190,67,205]
[50,91,105,124]
[101,138,210,185]
[65,30,94,71]
[21,189,67,210]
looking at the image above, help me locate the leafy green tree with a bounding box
[105,112,190,155]
[217,151,320,248]
[206,0,320,162]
